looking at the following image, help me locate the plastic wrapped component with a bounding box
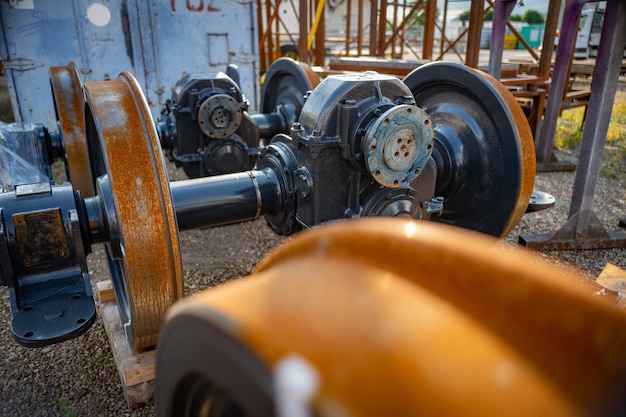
[0,122,51,191]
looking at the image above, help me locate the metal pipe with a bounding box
[250,112,286,138]
[170,168,283,231]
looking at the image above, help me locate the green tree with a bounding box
[522,9,545,24]
[457,9,494,22]
[510,14,523,21]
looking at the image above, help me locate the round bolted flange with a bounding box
[83,72,183,350]
[197,93,243,139]
[364,105,433,188]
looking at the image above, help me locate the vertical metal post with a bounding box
[299,0,309,63]
[488,0,516,78]
[520,0,626,250]
[535,0,586,169]
[440,0,449,57]
[465,0,484,68]
[537,0,561,80]
[345,0,352,55]
[314,0,325,65]
[422,0,436,60]
[358,0,364,55]
[257,0,266,71]
[391,0,399,57]
[369,0,379,55]
[569,0,626,237]
[377,0,388,57]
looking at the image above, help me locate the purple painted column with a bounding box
[535,0,587,167]
[568,0,626,236]
[488,0,517,78]
[520,0,626,250]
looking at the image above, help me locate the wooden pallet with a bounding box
[96,281,156,409]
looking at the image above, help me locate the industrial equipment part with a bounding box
[159,59,319,179]
[0,63,92,196]
[49,62,94,197]
[257,58,321,137]
[404,62,535,237]
[158,66,259,179]
[520,0,626,250]
[0,62,534,349]
[0,122,58,191]
[155,218,626,417]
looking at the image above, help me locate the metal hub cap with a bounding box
[198,94,242,138]
[364,105,433,188]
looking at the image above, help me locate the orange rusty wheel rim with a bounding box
[404,62,535,237]
[157,219,626,417]
[49,62,95,197]
[84,72,183,349]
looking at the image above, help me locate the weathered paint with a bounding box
[0,0,259,128]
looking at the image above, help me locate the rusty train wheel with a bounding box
[83,73,183,350]
[403,62,535,237]
[157,219,626,417]
[49,62,95,197]
[260,58,320,131]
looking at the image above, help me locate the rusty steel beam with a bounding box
[422,0,436,60]
[299,0,308,63]
[464,0,485,68]
[538,0,562,79]
[369,0,378,55]
[357,0,364,55]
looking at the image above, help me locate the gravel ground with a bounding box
[1,156,625,417]
[1,103,625,416]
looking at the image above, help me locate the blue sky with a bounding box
[438,0,550,20]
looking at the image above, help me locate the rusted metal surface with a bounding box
[49,63,94,197]
[158,219,626,416]
[83,73,183,350]
[14,209,69,268]
[465,0,485,68]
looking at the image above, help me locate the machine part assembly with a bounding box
[159,59,319,180]
[0,63,90,195]
[258,58,320,137]
[0,122,57,191]
[292,72,434,227]
[0,182,95,346]
[49,62,94,197]
[156,219,626,417]
[0,62,538,349]
[82,73,184,350]
[159,67,260,179]
[404,62,535,237]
